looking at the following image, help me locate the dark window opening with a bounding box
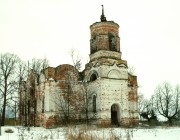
[93,95,96,113]
[34,99,37,114]
[111,104,118,125]
[42,97,45,113]
[90,73,97,82]
[109,33,117,51]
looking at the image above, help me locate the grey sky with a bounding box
[0,0,180,98]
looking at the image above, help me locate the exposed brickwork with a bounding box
[85,19,139,127]
[45,116,56,128]
[43,64,79,81]
[19,16,139,128]
[128,74,137,87]
[90,21,120,54]
[90,22,119,35]
[44,67,55,79]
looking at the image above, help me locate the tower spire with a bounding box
[100,5,107,22]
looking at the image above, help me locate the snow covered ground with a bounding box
[0,125,180,140]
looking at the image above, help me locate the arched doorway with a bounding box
[111,104,119,125]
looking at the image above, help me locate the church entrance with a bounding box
[111,104,119,125]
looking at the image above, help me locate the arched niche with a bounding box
[88,70,99,82]
[108,69,121,79]
[111,103,120,125]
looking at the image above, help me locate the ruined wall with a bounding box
[128,74,139,126]
[36,64,85,128]
[19,14,139,128]
[90,21,120,54]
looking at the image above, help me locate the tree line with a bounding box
[0,49,81,127]
[0,53,49,126]
[139,82,180,126]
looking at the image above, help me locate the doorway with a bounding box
[111,104,119,125]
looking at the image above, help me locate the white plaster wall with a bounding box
[99,79,129,120]
[44,83,50,112]
[86,62,130,123]
[90,50,121,61]
[86,79,101,119]
[44,81,57,112]
[86,62,128,80]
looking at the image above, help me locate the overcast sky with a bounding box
[0,0,180,98]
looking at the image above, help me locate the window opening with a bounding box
[93,95,96,113]
[90,73,97,82]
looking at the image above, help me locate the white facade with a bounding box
[20,12,139,128]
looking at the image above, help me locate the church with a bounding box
[19,6,139,128]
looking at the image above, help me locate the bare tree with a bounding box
[53,71,85,125]
[138,92,146,117]
[0,53,20,126]
[16,60,27,125]
[53,87,69,124]
[18,58,49,127]
[30,58,49,78]
[140,95,157,124]
[26,58,49,126]
[69,48,82,71]
[155,82,180,125]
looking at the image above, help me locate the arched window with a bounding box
[42,97,45,113]
[93,95,96,113]
[89,70,99,82]
[109,33,116,51]
[90,73,97,82]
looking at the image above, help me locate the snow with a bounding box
[0,126,180,140]
[0,126,65,140]
[131,127,180,140]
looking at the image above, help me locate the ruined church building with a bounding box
[19,6,138,128]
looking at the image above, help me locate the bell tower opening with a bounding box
[111,104,119,125]
[109,33,117,51]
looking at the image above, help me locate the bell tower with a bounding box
[90,5,121,61]
[84,5,139,127]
